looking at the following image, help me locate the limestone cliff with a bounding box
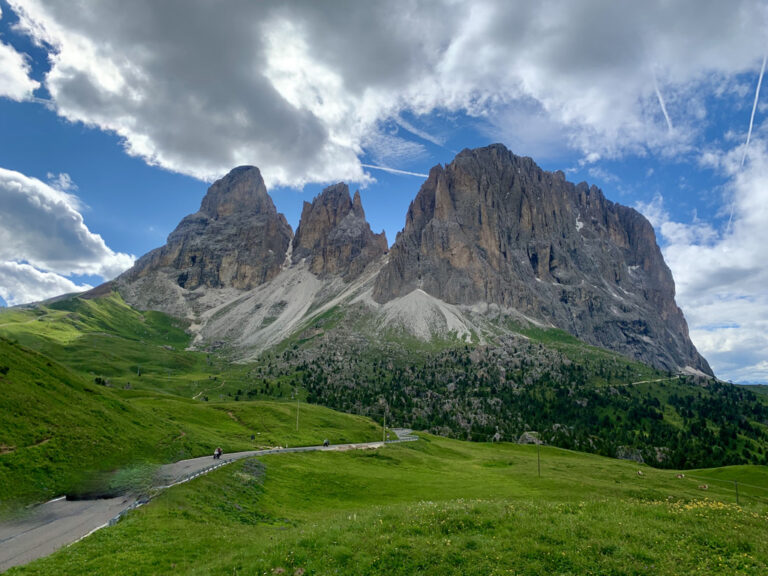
[373,144,711,374]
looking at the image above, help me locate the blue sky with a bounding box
[1,0,767,383]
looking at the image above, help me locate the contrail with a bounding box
[396,117,446,147]
[740,52,767,168]
[729,52,768,233]
[361,163,428,178]
[653,75,673,132]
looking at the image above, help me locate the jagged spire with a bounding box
[292,183,387,279]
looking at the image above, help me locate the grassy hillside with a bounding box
[0,292,257,398]
[3,293,767,473]
[0,336,380,507]
[10,435,768,575]
[3,292,767,573]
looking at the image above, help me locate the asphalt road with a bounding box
[0,437,416,573]
[0,495,136,573]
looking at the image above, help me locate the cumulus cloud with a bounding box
[636,140,768,383]
[0,262,92,306]
[4,0,768,380]
[0,167,134,302]
[0,8,39,101]
[7,0,768,186]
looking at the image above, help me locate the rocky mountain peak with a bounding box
[115,146,709,376]
[374,144,711,374]
[199,166,273,220]
[118,165,292,297]
[292,182,387,279]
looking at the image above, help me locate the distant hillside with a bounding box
[252,303,768,470]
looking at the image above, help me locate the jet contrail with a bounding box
[361,163,428,178]
[740,52,767,168]
[395,117,446,148]
[728,53,768,233]
[653,75,673,132]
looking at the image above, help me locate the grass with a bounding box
[517,324,663,385]
[0,336,381,508]
[0,292,256,398]
[3,291,768,573]
[9,434,768,575]
[2,293,768,573]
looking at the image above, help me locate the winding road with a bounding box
[0,432,417,573]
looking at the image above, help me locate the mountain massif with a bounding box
[14,144,768,470]
[114,144,710,376]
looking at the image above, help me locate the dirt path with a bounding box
[0,437,417,573]
[192,380,224,400]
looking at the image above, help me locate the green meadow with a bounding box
[8,435,768,575]
[0,335,380,506]
[0,293,251,398]
[2,293,768,574]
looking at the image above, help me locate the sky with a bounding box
[0,0,767,383]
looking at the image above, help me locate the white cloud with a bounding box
[0,8,39,101]
[395,116,446,148]
[636,140,768,383]
[7,0,768,186]
[587,166,620,184]
[360,164,429,178]
[0,167,134,284]
[0,262,92,306]
[46,171,77,192]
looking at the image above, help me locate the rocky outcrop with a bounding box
[121,166,292,291]
[373,144,711,375]
[292,183,387,279]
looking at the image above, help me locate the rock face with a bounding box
[122,166,292,291]
[373,144,711,374]
[114,146,710,375]
[292,183,387,279]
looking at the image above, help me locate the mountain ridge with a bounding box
[113,144,710,376]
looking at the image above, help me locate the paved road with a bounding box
[0,495,136,573]
[0,437,416,573]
